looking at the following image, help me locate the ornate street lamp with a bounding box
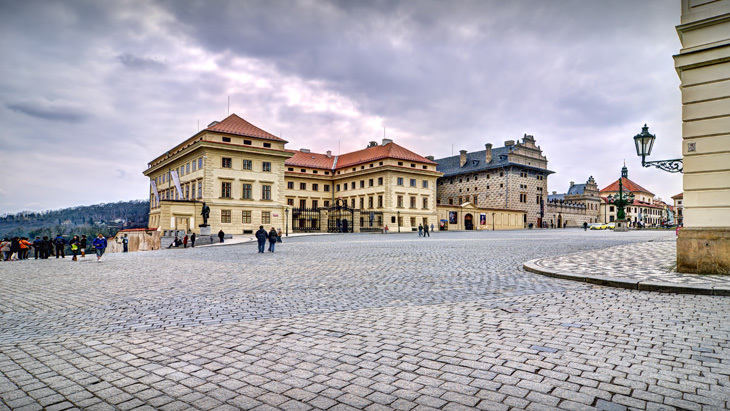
[607,175,635,232]
[633,124,683,173]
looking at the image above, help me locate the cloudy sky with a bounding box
[0,0,684,214]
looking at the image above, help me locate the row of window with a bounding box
[221,157,271,172]
[221,210,271,224]
[335,177,429,192]
[287,199,328,209]
[440,170,545,185]
[220,136,272,149]
[221,182,271,200]
[286,182,331,192]
[287,167,331,175]
[154,158,204,186]
[438,194,542,206]
[152,179,203,208]
[336,161,430,175]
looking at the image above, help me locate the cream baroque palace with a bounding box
[144,114,548,234]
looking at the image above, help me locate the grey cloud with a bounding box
[6,98,89,122]
[117,54,167,71]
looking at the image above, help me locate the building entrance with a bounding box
[464,213,474,230]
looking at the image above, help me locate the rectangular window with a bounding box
[344,183,348,190]
[458,197,463,205]
[300,182,306,190]
[397,195,403,208]
[410,179,416,187]
[410,196,416,209]
[397,177,404,185]
[312,183,319,191]
[423,197,429,209]
[221,210,231,223]
[221,182,231,198]
[336,184,340,192]
[368,197,374,209]
[222,137,231,143]
[262,211,271,224]
[185,184,190,199]
[263,142,271,148]
[262,185,271,200]
[312,200,319,209]
[242,211,251,223]
[192,161,197,172]
[410,217,416,227]
[192,184,196,199]
[300,199,307,208]
[243,140,252,145]
[222,157,232,168]
[422,180,428,188]
[198,158,203,169]
[262,162,271,172]
[186,163,190,174]
[473,195,478,205]
[287,181,294,189]
[324,184,330,192]
[324,200,330,207]
[378,177,383,185]
[536,195,541,204]
[198,181,202,198]
[360,180,365,188]
[378,195,383,208]
[242,184,252,199]
[360,198,364,209]
[369,179,374,187]
[287,198,294,206]
[351,198,356,208]
[243,159,252,170]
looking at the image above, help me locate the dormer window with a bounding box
[222,137,231,143]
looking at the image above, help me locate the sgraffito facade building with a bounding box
[434,135,553,229]
[545,176,601,228]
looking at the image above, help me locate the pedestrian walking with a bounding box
[218,230,225,243]
[255,226,268,253]
[583,222,588,231]
[40,236,51,259]
[277,228,283,243]
[19,237,31,260]
[183,235,188,248]
[268,227,278,252]
[33,237,42,259]
[430,223,434,233]
[10,237,20,260]
[418,224,423,237]
[69,235,80,261]
[80,235,87,257]
[93,233,107,262]
[190,233,196,247]
[384,225,389,234]
[424,224,430,237]
[122,234,129,252]
[54,234,66,258]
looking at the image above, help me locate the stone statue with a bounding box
[200,202,210,226]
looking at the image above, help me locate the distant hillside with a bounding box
[0,200,149,239]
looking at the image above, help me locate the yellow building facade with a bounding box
[674,0,730,273]
[144,115,442,234]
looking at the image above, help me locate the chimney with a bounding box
[460,150,467,167]
[300,148,310,153]
[326,150,332,158]
[425,155,435,161]
[207,120,219,128]
[504,140,515,147]
[570,181,574,187]
[552,191,557,195]
[382,138,393,146]
[368,141,378,148]
[485,143,492,163]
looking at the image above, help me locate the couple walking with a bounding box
[255,226,280,253]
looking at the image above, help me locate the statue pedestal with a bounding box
[614,219,629,232]
[199,225,211,236]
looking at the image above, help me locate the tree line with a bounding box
[1,200,149,239]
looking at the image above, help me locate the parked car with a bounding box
[589,223,607,230]
[606,222,616,230]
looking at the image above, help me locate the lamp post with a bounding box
[397,210,400,233]
[492,212,495,231]
[285,207,289,237]
[633,124,683,173]
[607,174,635,232]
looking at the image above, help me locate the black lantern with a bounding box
[633,124,682,173]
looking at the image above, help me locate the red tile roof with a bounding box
[285,150,336,169]
[335,142,436,169]
[206,114,286,142]
[672,192,683,199]
[599,177,653,196]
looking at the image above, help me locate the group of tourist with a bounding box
[255,226,282,253]
[1,234,109,262]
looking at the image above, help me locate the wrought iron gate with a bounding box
[327,199,355,233]
[291,208,321,233]
[360,211,384,232]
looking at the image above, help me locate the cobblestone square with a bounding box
[2,230,729,410]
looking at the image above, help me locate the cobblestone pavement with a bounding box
[524,236,730,294]
[2,229,729,410]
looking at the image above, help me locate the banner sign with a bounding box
[449,211,457,224]
[151,180,160,204]
[480,213,486,225]
[170,170,183,199]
